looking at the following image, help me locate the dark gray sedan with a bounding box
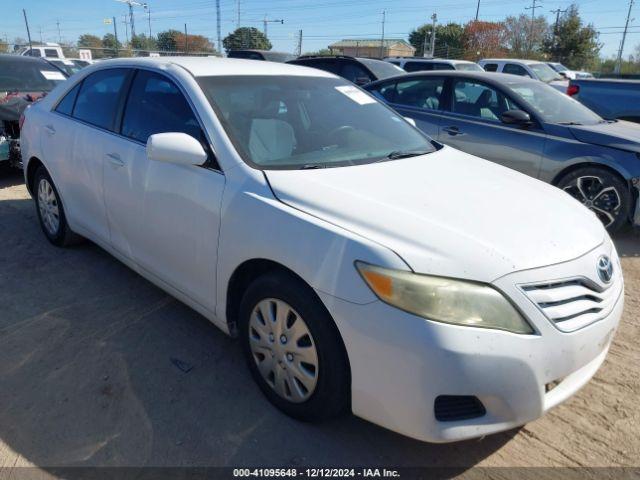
[366,71,640,232]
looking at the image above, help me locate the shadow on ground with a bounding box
[613,228,640,258]
[0,169,25,189]
[0,196,514,472]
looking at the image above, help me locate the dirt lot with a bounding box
[0,170,639,477]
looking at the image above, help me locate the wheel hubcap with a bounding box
[37,178,60,235]
[249,298,319,403]
[562,175,621,228]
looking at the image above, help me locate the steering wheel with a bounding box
[327,125,356,144]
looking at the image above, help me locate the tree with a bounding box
[542,4,600,70]
[302,48,331,56]
[174,32,215,53]
[409,22,464,57]
[131,33,157,51]
[78,34,104,58]
[157,29,181,52]
[223,27,271,53]
[462,21,507,60]
[102,33,122,55]
[504,14,548,57]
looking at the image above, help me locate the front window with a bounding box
[197,75,435,169]
[0,58,66,92]
[508,81,603,125]
[452,80,518,121]
[528,63,563,83]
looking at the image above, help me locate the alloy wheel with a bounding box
[248,298,319,403]
[562,175,621,228]
[38,178,60,236]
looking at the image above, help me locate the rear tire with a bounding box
[238,271,350,422]
[34,166,83,247]
[556,166,631,234]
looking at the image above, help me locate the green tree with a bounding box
[78,34,104,58]
[302,48,331,56]
[408,22,464,57]
[223,27,272,53]
[131,33,158,51]
[542,4,601,70]
[504,14,549,57]
[102,33,122,56]
[157,29,180,52]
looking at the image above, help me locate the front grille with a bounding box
[434,395,486,422]
[522,277,622,332]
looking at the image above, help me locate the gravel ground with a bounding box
[0,170,638,477]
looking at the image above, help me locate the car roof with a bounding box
[77,56,336,78]
[480,58,544,65]
[0,54,52,64]
[365,70,540,88]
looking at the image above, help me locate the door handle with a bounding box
[44,125,56,136]
[443,126,463,136]
[106,152,125,167]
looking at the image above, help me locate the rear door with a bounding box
[437,78,545,177]
[382,76,447,139]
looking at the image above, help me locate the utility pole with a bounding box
[236,0,241,28]
[113,16,119,57]
[262,15,284,38]
[615,0,635,74]
[22,9,33,52]
[115,0,147,40]
[379,10,386,59]
[296,29,302,56]
[475,0,481,21]
[525,0,542,53]
[216,0,222,53]
[422,30,428,57]
[122,15,129,43]
[184,23,188,53]
[550,8,566,60]
[430,13,437,57]
[38,26,43,44]
[56,19,62,44]
[144,3,151,38]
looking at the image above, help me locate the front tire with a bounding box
[34,166,83,247]
[557,166,631,233]
[239,271,350,422]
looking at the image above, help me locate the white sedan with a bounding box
[20,57,623,443]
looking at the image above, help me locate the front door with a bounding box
[102,69,224,312]
[438,78,546,178]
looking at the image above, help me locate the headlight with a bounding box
[355,262,533,334]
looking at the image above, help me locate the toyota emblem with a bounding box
[597,255,614,284]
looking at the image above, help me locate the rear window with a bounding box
[358,58,405,79]
[44,49,60,58]
[0,58,66,91]
[483,63,498,72]
[404,61,433,72]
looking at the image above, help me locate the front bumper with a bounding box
[318,241,623,443]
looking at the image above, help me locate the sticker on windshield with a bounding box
[335,85,376,105]
[40,70,66,81]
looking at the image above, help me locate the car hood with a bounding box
[569,120,640,154]
[265,148,605,282]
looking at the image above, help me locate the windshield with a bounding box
[358,58,405,79]
[509,81,603,125]
[529,63,563,82]
[0,58,67,92]
[455,63,483,72]
[197,75,435,169]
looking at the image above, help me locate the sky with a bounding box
[2,0,638,59]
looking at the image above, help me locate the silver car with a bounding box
[366,71,640,232]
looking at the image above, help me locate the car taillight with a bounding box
[567,84,579,96]
[19,113,26,130]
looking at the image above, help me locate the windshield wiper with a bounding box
[557,121,583,126]
[299,164,327,170]
[386,150,431,160]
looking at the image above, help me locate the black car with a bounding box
[227,49,296,63]
[0,55,68,169]
[287,55,405,86]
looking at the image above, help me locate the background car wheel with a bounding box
[239,271,350,422]
[557,166,630,233]
[33,166,83,247]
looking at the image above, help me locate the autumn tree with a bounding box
[462,21,507,60]
[78,34,104,58]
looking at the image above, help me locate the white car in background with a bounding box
[547,62,594,80]
[385,57,483,72]
[479,58,569,92]
[20,57,623,443]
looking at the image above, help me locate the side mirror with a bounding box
[354,76,371,86]
[500,109,532,126]
[147,132,208,166]
[404,117,417,127]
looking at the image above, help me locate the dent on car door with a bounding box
[438,78,545,178]
[46,68,131,240]
[102,68,224,312]
[386,77,447,139]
